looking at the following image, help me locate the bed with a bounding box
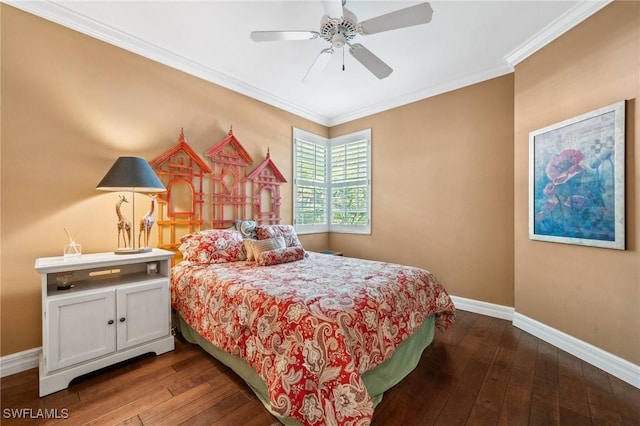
[170,225,455,425]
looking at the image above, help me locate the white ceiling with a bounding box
[10,0,609,126]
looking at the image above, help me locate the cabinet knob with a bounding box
[119,317,126,323]
[108,320,114,325]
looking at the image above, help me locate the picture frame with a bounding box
[529,100,625,249]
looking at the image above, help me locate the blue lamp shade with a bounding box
[96,157,165,193]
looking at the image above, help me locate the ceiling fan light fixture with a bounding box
[331,33,346,48]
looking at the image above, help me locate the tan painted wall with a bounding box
[2,0,638,369]
[329,75,515,307]
[514,1,640,364]
[0,5,328,356]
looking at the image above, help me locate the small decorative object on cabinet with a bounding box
[35,249,174,397]
[138,195,157,249]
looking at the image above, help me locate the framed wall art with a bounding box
[529,100,626,249]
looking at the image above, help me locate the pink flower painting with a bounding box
[545,149,584,185]
[530,101,624,249]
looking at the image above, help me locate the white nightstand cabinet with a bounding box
[35,249,175,397]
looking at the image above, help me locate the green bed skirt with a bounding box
[177,314,436,425]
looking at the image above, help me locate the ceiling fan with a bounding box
[250,0,433,82]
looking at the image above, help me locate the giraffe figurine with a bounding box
[115,195,131,248]
[138,195,156,249]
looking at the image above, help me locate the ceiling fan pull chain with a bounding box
[342,47,345,71]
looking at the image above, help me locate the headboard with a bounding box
[149,127,286,261]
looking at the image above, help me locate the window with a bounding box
[293,129,328,234]
[293,128,371,235]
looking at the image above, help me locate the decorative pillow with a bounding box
[235,219,257,239]
[256,246,306,266]
[243,239,256,261]
[179,229,246,264]
[247,236,286,260]
[256,225,303,248]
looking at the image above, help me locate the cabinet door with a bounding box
[46,290,116,371]
[116,279,170,350]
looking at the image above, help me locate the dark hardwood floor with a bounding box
[2,310,638,425]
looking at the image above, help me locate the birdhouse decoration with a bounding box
[205,126,254,229]
[150,129,212,254]
[248,149,287,225]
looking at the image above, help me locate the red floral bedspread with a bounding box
[171,252,455,425]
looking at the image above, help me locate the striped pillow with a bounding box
[247,236,286,260]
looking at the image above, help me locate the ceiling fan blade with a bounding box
[359,2,433,35]
[322,0,344,20]
[302,48,334,83]
[349,43,392,79]
[250,31,319,42]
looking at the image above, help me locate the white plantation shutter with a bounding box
[293,129,329,233]
[330,132,371,233]
[293,128,371,235]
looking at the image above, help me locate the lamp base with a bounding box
[114,247,152,255]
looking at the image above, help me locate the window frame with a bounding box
[293,128,371,235]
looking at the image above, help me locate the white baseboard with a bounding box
[449,295,638,389]
[513,313,640,389]
[0,347,41,378]
[450,295,515,321]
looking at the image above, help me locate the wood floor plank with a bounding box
[137,382,215,424]
[179,391,253,426]
[210,397,278,426]
[609,374,640,423]
[156,388,235,425]
[2,310,638,426]
[472,317,508,366]
[581,357,614,393]
[497,383,532,426]
[557,350,590,415]
[497,321,522,352]
[435,315,484,380]
[43,371,176,425]
[473,345,516,416]
[85,387,173,426]
[75,358,178,403]
[529,375,560,425]
[166,358,228,396]
[115,415,144,425]
[586,386,624,425]
[558,406,592,425]
[534,340,559,388]
[435,358,490,424]
[373,352,456,425]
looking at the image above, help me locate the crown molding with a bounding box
[4,0,331,127]
[5,0,612,128]
[505,0,612,66]
[327,63,514,126]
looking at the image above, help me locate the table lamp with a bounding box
[96,156,166,254]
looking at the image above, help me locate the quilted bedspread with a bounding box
[171,252,455,426]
